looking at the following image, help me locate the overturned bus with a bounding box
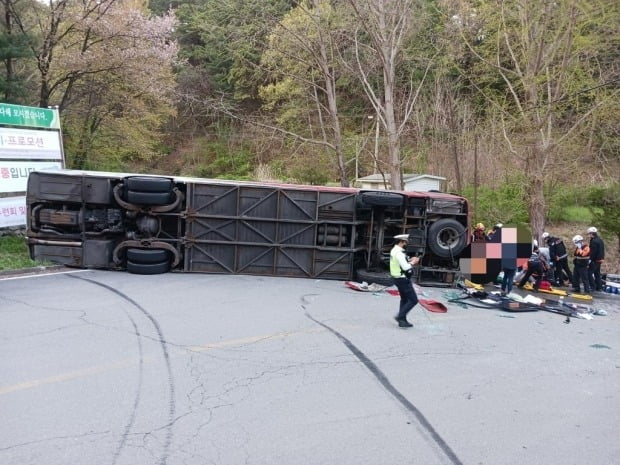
[26,170,470,285]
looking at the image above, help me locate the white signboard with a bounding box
[0,127,63,160]
[0,161,62,193]
[0,196,27,228]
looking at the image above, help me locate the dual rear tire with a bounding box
[121,177,176,275]
[126,248,171,275]
[123,177,174,206]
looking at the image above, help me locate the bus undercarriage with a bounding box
[27,170,469,285]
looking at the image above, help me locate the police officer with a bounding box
[390,234,420,328]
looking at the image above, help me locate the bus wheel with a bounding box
[355,268,394,286]
[124,176,174,206]
[126,248,171,275]
[427,219,467,258]
[359,191,404,207]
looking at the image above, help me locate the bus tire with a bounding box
[126,259,170,275]
[125,176,173,192]
[126,248,170,264]
[126,247,171,274]
[126,190,173,205]
[124,177,174,206]
[427,218,467,258]
[355,268,394,286]
[359,191,404,207]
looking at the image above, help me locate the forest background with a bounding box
[1,0,618,269]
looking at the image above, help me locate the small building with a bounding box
[357,173,446,192]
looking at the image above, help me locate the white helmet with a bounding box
[542,232,549,239]
[587,226,597,234]
[572,235,583,243]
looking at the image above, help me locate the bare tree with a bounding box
[344,0,430,190]
[260,0,351,186]
[453,0,620,238]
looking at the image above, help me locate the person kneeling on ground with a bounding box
[390,234,420,328]
[518,245,547,291]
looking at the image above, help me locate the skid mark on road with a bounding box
[302,294,464,465]
[69,274,175,465]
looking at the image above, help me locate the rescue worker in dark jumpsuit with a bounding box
[587,226,605,292]
[545,233,572,287]
[390,234,420,328]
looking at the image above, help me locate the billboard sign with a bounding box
[0,127,63,160]
[0,103,64,228]
[0,196,27,228]
[0,161,62,192]
[0,103,60,129]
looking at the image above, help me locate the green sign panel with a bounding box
[0,103,60,129]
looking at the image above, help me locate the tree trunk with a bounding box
[383,42,401,190]
[447,100,462,193]
[345,0,417,192]
[525,145,546,242]
[3,3,14,102]
[314,0,348,187]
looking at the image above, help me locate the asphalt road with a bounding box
[1,269,619,465]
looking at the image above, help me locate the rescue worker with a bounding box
[571,235,591,294]
[390,234,420,328]
[517,245,547,291]
[587,226,605,292]
[487,223,503,242]
[472,223,487,242]
[545,233,572,287]
[538,236,554,284]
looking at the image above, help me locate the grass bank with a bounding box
[0,235,39,270]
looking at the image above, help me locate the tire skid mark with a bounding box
[69,274,175,465]
[108,305,144,465]
[302,295,464,465]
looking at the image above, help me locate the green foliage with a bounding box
[176,0,294,102]
[587,183,620,242]
[289,162,330,185]
[63,109,174,172]
[547,184,600,223]
[550,206,597,223]
[4,0,616,217]
[189,139,255,180]
[462,175,529,226]
[0,31,34,102]
[0,236,38,270]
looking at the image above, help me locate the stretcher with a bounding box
[522,282,592,301]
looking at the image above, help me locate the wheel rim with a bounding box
[437,227,460,251]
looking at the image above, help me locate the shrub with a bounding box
[462,175,529,226]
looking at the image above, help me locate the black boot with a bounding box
[395,317,413,328]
